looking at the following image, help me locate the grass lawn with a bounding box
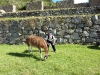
[0,44,100,75]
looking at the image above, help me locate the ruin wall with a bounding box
[0,6,100,18]
[0,5,16,12]
[89,0,100,6]
[0,15,100,44]
[26,1,44,10]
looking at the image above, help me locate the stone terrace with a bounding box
[0,6,100,18]
[0,1,100,45]
[0,15,100,44]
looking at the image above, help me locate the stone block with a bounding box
[71,33,80,40]
[66,29,74,34]
[26,1,44,10]
[64,35,70,39]
[86,38,95,43]
[90,32,98,38]
[82,31,89,37]
[0,5,16,12]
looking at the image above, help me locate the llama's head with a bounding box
[44,55,48,60]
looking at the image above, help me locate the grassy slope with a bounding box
[0,44,100,75]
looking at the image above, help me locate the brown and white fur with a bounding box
[26,35,49,60]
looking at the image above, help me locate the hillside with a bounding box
[0,0,55,10]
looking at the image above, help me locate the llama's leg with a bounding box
[28,45,33,54]
[39,48,42,58]
[47,43,50,50]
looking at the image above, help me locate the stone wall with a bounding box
[56,0,74,8]
[89,0,100,6]
[0,15,100,44]
[0,0,99,13]
[0,5,16,12]
[26,1,44,10]
[74,3,89,7]
[0,6,100,18]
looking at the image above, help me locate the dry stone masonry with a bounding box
[89,0,100,6]
[26,1,44,10]
[0,5,16,12]
[56,0,74,8]
[0,15,100,44]
[0,6,100,18]
[0,0,99,14]
[0,0,100,45]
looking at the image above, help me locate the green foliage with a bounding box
[0,44,100,75]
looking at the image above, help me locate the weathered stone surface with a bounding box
[86,38,95,43]
[73,40,80,44]
[57,38,63,43]
[52,29,56,35]
[89,32,98,38]
[39,30,45,37]
[66,29,74,34]
[68,24,75,29]
[0,5,16,12]
[66,17,71,23]
[75,28,82,33]
[72,17,81,24]
[87,19,93,27]
[56,30,65,36]
[94,19,100,25]
[64,35,70,39]
[0,6,100,18]
[26,1,44,10]
[93,25,100,31]
[68,38,73,43]
[71,33,80,40]
[82,31,89,37]
[0,15,100,44]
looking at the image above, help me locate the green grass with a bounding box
[0,44,100,75]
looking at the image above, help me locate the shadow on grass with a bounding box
[22,50,39,53]
[87,45,100,50]
[7,50,44,61]
[22,50,46,53]
[7,52,32,57]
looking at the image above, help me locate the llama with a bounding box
[26,35,49,60]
